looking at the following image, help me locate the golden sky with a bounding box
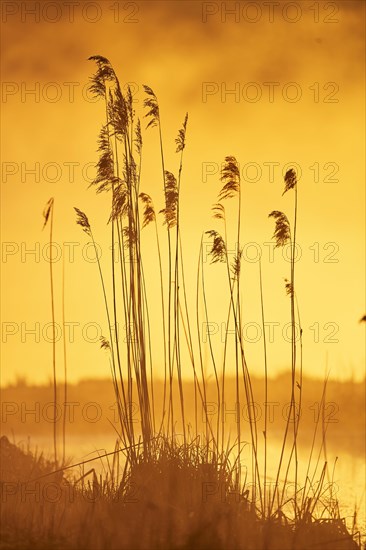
[1,0,365,384]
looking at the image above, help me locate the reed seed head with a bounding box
[92,125,114,194]
[100,336,111,351]
[268,210,291,247]
[219,156,240,200]
[143,85,160,130]
[284,278,294,297]
[283,168,297,195]
[122,225,137,248]
[110,179,129,221]
[42,197,54,229]
[74,207,91,237]
[212,203,225,221]
[160,171,178,229]
[205,230,226,263]
[175,113,188,153]
[126,85,134,124]
[139,193,156,228]
[109,85,128,141]
[135,119,142,155]
[231,249,243,280]
[88,55,115,98]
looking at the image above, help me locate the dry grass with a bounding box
[1,436,360,550]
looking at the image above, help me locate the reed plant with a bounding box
[42,197,57,465]
[24,54,361,549]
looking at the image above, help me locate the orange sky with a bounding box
[1,0,365,385]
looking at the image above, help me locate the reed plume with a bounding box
[91,125,115,194]
[284,277,294,297]
[88,55,115,98]
[42,198,53,229]
[219,155,240,200]
[74,207,91,236]
[110,179,129,221]
[212,203,225,221]
[139,192,156,228]
[160,171,178,229]
[205,230,226,263]
[143,85,160,129]
[268,210,291,247]
[283,168,298,195]
[231,248,243,281]
[175,113,188,153]
[135,119,142,155]
[100,336,111,351]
